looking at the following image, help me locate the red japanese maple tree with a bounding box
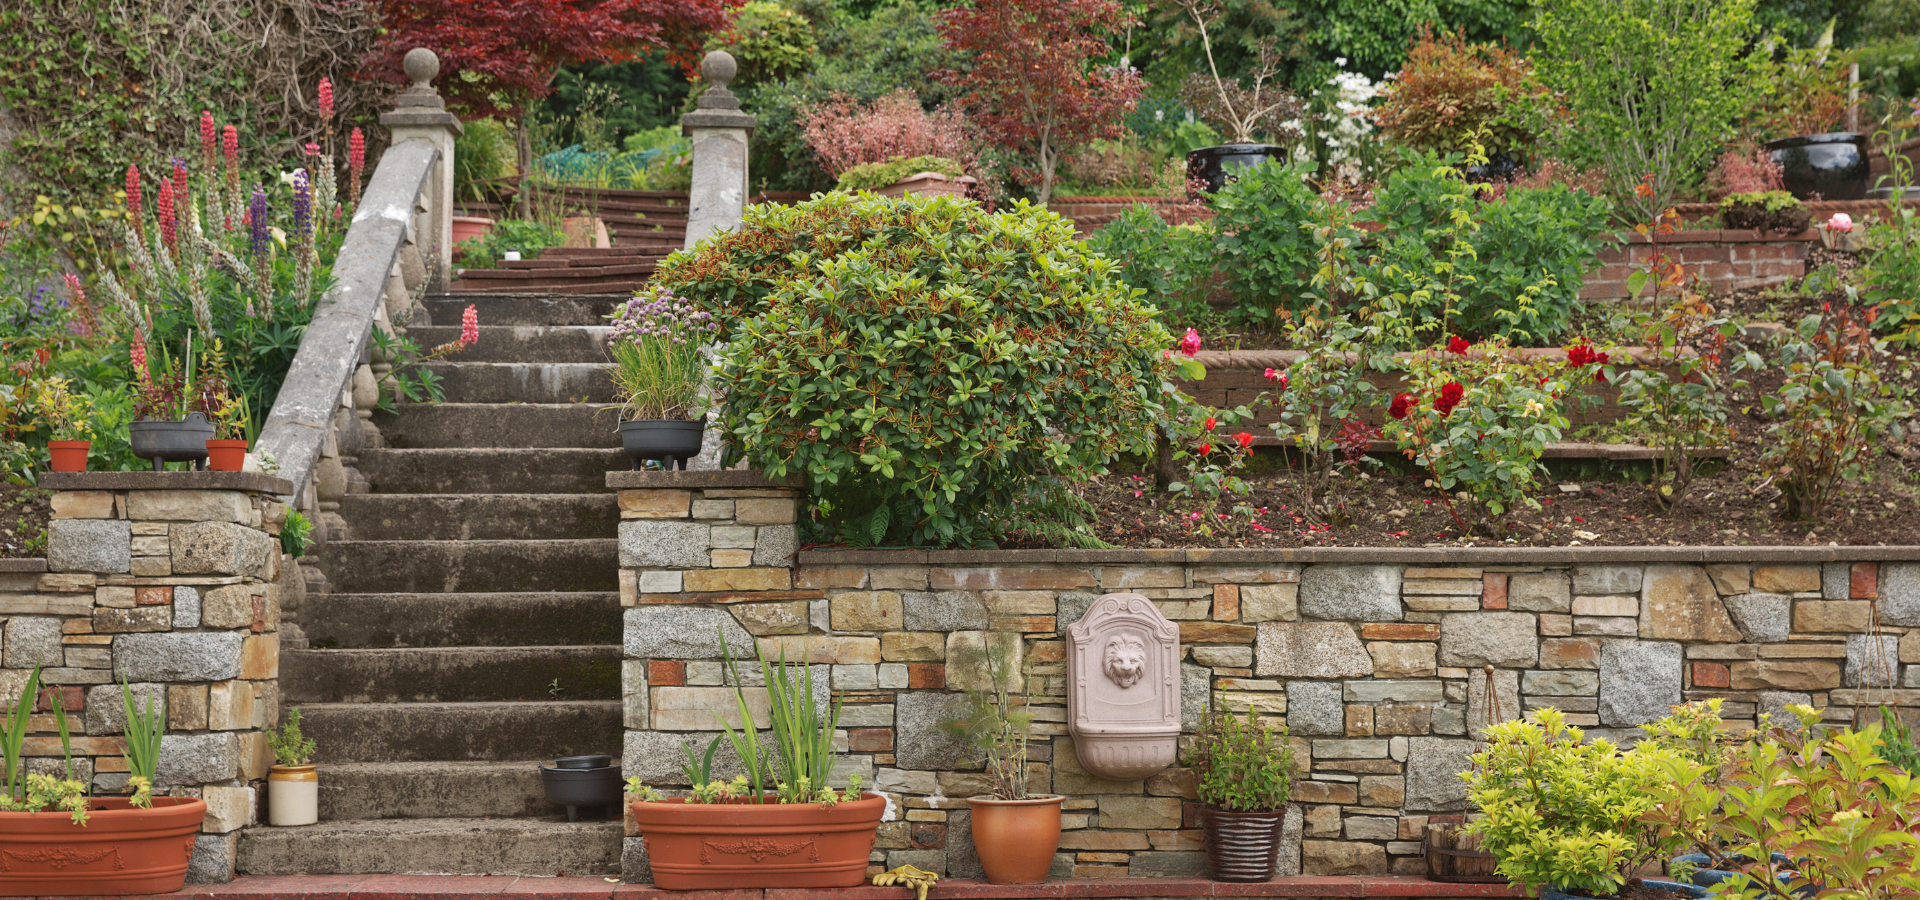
[937,0,1144,204]
[362,0,731,170]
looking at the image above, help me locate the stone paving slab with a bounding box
[81,876,1530,900]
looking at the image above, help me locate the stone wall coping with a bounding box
[40,472,294,494]
[797,545,1920,566]
[0,558,46,573]
[170,875,1530,899]
[1187,346,1674,369]
[606,470,800,489]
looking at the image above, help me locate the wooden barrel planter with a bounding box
[1424,821,1504,883]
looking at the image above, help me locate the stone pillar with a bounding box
[380,48,463,291]
[37,472,291,883]
[611,470,800,881]
[681,51,755,249]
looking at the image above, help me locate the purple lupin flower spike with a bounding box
[291,169,312,239]
[250,188,270,259]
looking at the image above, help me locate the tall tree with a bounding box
[362,0,732,173]
[938,0,1145,204]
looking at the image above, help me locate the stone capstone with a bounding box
[902,591,989,632]
[1598,640,1682,726]
[1299,565,1402,621]
[48,518,130,574]
[1255,622,1374,678]
[616,521,710,568]
[1439,612,1538,668]
[1286,681,1345,736]
[1639,565,1744,642]
[114,632,244,682]
[894,692,974,770]
[1403,738,1474,812]
[1722,593,1793,643]
[624,606,754,660]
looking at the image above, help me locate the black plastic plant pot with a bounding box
[1766,133,1870,201]
[539,760,623,822]
[620,418,705,471]
[1185,144,1287,195]
[129,412,215,472]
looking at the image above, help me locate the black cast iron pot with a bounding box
[1186,144,1288,195]
[129,412,215,472]
[1767,133,1870,201]
[540,755,622,822]
[620,418,705,471]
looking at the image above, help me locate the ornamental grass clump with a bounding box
[680,192,1171,547]
[605,286,718,421]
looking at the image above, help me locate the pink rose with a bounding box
[1828,213,1854,233]
[1178,328,1202,356]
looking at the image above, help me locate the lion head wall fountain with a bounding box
[1065,592,1182,780]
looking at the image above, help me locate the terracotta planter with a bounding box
[205,439,249,472]
[268,764,318,826]
[877,172,976,199]
[451,216,494,248]
[562,216,611,249]
[966,795,1063,885]
[47,440,90,473]
[0,796,206,895]
[1202,806,1287,882]
[629,792,885,889]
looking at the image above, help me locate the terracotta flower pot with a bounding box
[0,796,206,895]
[268,764,318,826]
[451,215,494,248]
[629,792,885,889]
[966,795,1063,884]
[1202,806,1287,882]
[206,439,249,472]
[47,440,90,473]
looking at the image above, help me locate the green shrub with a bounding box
[835,155,966,192]
[1084,205,1216,324]
[1210,160,1343,325]
[1455,184,1611,341]
[1183,708,1293,812]
[454,119,518,203]
[695,193,1172,546]
[456,219,567,270]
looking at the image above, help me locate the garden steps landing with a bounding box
[240,289,628,876]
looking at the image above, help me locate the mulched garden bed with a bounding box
[0,481,51,559]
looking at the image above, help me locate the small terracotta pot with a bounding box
[629,792,886,889]
[1203,806,1287,882]
[966,795,1063,884]
[451,215,494,248]
[47,440,90,473]
[0,796,206,895]
[268,764,318,826]
[205,439,249,472]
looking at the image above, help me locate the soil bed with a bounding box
[0,482,51,559]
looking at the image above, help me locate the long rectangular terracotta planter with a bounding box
[0,796,206,895]
[630,793,886,890]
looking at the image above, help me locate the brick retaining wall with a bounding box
[1581,230,1814,301]
[612,472,1920,886]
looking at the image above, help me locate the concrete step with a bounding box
[355,448,626,494]
[443,279,650,296]
[283,646,621,703]
[303,592,621,649]
[235,817,621,875]
[301,701,623,764]
[427,362,617,404]
[428,294,624,327]
[372,403,619,449]
[317,761,562,821]
[334,494,618,541]
[319,539,618,593]
[407,325,609,363]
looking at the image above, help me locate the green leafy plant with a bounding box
[834,156,966,193]
[370,304,478,413]
[942,633,1034,801]
[691,193,1172,547]
[1604,296,1753,511]
[716,630,862,806]
[268,707,317,767]
[1740,306,1906,519]
[1862,118,1920,344]
[1209,159,1340,326]
[120,674,163,809]
[604,286,717,422]
[280,509,312,558]
[456,218,568,271]
[28,377,92,442]
[1183,707,1293,812]
[454,118,520,203]
[0,666,42,805]
[1371,27,1560,160]
[1875,707,1920,773]
[1465,708,1682,897]
[1083,206,1215,326]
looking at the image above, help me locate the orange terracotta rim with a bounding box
[0,796,206,896]
[47,440,90,473]
[630,792,886,890]
[965,794,1065,806]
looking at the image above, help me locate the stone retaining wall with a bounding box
[28,472,295,883]
[614,471,1920,884]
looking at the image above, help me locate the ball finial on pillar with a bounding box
[403,48,441,90]
[700,51,738,90]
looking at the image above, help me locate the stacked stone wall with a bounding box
[22,473,294,882]
[615,473,1920,883]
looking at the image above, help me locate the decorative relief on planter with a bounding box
[1066,591,1181,779]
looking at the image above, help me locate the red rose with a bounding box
[1388,392,1417,420]
[1204,416,1216,432]
[1435,382,1465,416]
[1234,432,1254,449]
[1447,336,1470,355]
[1198,442,1212,455]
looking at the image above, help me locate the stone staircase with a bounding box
[238,292,631,876]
